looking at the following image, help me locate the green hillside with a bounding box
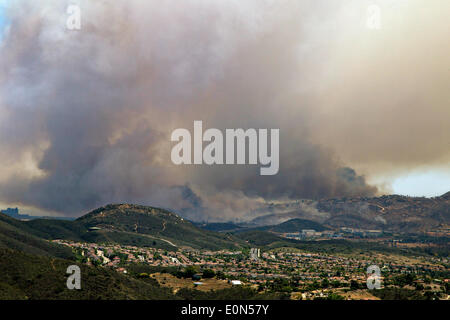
[234,218,327,234]
[0,248,174,300]
[195,222,243,232]
[234,230,287,247]
[23,204,246,250]
[0,213,74,259]
[234,230,437,256]
[267,218,328,232]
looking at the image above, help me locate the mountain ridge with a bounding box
[22,204,246,250]
[241,192,450,233]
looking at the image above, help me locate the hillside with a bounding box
[246,192,450,233]
[0,248,174,300]
[317,193,450,232]
[245,218,328,234]
[194,222,243,232]
[234,230,440,256]
[267,218,328,232]
[24,204,246,250]
[234,230,287,247]
[0,213,74,259]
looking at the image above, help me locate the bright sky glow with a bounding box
[390,169,450,198]
[0,0,8,42]
[0,4,4,26]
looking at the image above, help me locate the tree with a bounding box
[202,269,215,279]
[327,293,345,300]
[321,278,330,288]
[350,280,360,290]
[183,265,198,279]
[331,280,341,288]
[415,283,424,291]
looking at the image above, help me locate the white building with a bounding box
[250,248,260,261]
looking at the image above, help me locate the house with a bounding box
[231,280,242,285]
[117,268,127,274]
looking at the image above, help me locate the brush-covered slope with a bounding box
[195,222,243,232]
[267,218,328,232]
[0,248,174,300]
[26,204,246,250]
[0,213,74,259]
[247,192,450,233]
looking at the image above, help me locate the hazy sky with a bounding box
[0,1,6,32]
[0,0,448,219]
[390,169,450,198]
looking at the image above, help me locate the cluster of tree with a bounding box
[171,266,217,280]
[372,288,425,300]
[390,273,416,287]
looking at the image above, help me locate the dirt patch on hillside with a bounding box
[152,273,232,293]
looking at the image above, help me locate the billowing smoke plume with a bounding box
[0,1,448,221]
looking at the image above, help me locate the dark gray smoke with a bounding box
[0,1,447,220]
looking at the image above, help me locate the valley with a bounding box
[0,196,448,300]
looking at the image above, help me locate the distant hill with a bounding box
[233,230,441,256]
[230,218,328,235]
[440,191,450,200]
[234,230,287,247]
[0,207,74,221]
[263,218,328,232]
[0,213,74,259]
[23,204,246,250]
[194,222,243,232]
[245,192,450,233]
